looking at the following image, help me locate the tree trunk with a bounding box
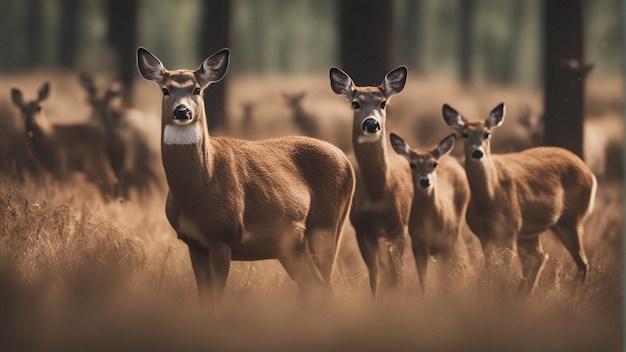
[58,0,80,69]
[25,0,44,69]
[543,0,587,158]
[458,0,475,84]
[107,0,138,106]
[338,0,393,86]
[200,0,231,131]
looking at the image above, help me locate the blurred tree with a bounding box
[25,0,44,69]
[543,0,589,158]
[58,0,81,69]
[107,0,138,105]
[337,0,393,85]
[458,0,475,83]
[397,0,424,73]
[200,0,231,131]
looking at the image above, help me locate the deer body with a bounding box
[390,133,469,291]
[138,48,355,303]
[11,83,117,199]
[79,74,160,199]
[330,67,413,296]
[443,103,596,294]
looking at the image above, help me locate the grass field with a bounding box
[0,72,622,351]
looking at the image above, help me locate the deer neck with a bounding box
[464,151,498,204]
[160,116,214,207]
[353,129,389,198]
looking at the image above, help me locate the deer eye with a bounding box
[380,101,387,109]
[432,161,438,168]
[351,101,361,110]
[409,163,416,170]
[161,88,170,96]
[193,87,201,95]
[484,131,490,139]
[461,132,468,139]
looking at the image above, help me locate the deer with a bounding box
[442,102,597,295]
[282,91,321,139]
[10,82,117,199]
[239,100,257,139]
[137,47,355,305]
[79,73,161,200]
[389,132,470,292]
[329,66,413,297]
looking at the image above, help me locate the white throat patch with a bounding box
[357,133,382,144]
[163,124,202,145]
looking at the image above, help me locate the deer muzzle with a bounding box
[173,105,192,124]
[361,117,381,134]
[471,148,484,160]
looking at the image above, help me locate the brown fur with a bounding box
[390,133,470,292]
[138,47,355,304]
[330,66,413,297]
[443,102,596,295]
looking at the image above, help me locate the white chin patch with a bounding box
[357,133,381,144]
[163,124,202,145]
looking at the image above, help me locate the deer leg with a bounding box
[278,237,325,297]
[305,227,337,285]
[186,240,211,302]
[551,221,589,281]
[356,233,379,297]
[516,236,547,295]
[207,241,232,304]
[411,239,428,293]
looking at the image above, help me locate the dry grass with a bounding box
[0,72,622,351]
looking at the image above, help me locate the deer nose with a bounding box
[471,149,484,160]
[361,117,381,134]
[419,177,431,188]
[173,105,191,121]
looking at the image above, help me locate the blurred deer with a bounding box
[240,100,257,139]
[79,73,161,200]
[390,132,470,292]
[282,92,321,138]
[443,102,596,295]
[330,66,413,297]
[11,82,117,199]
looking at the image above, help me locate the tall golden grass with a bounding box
[0,72,622,351]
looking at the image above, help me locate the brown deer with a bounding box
[389,132,470,292]
[79,73,161,200]
[330,66,413,297]
[282,91,321,139]
[10,82,117,199]
[137,47,355,304]
[442,102,596,294]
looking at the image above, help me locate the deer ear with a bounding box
[329,67,354,100]
[389,132,411,156]
[442,104,465,130]
[196,48,230,87]
[11,88,23,107]
[79,72,97,96]
[38,82,50,102]
[486,102,505,129]
[434,133,456,159]
[137,47,166,83]
[382,66,407,98]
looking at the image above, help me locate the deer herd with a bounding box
[7,47,597,305]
